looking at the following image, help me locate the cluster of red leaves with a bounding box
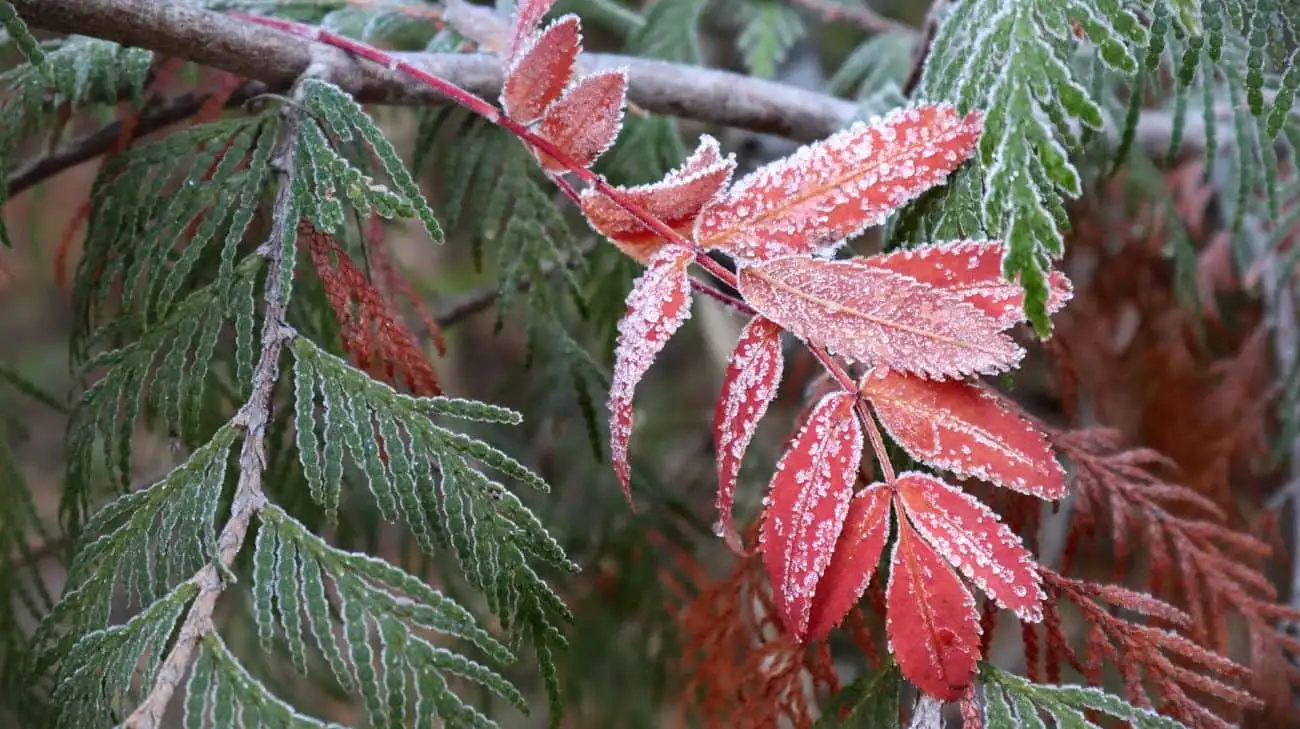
[494,0,1083,701]
[302,221,442,396]
[1049,428,1300,728]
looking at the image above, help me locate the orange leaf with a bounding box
[608,245,694,504]
[887,511,981,701]
[502,0,556,66]
[693,105,981,263]
[580,135,734,262]
[861,240,1073,329]
[894,472,1044,622]
[759,390,863,641]
[806,484,892,642]
[501,15,581,124]
[738,256,1023,379]
[860,368,1066,500]
[535,69,627,172]
[713,316,784,555]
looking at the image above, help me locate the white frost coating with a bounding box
[607,246,694,492]
[713,317,784,551]
[895,472,1045,623]
[535,68,629,172]
[758,391,862,639]
[860,367,1067,500]
[500,15,582,124]
[739,257,1024,379]
[693,105,981,264]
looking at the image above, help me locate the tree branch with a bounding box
[11,0,1208,154]
[788,0,912,35]
[121,82,307,729]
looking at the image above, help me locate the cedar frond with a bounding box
[676,544,838,729]
[1050,428,1300,722]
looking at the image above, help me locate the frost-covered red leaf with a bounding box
[894,472,1044,622]
[502,0,556,66]
[608,245,694,504]
[887,513,981,701]
[501,15,580,123]
[693,105,981,263]
[580,135,734,262]
[860,368,1066,500]
[759,390,863,641]
[862,240,1073,329]
[535,69,627,173]
[738,256,1023,379]
[713,316,784,555]
[806,484,892,643]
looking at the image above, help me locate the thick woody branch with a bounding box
[121,87,306,729]
[12,0,1208,152]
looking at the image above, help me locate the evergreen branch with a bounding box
[5,80,264,200]
[120,82,309,729]
[11,0,1212,150]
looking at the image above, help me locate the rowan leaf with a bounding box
[712,316,784,555]
[758,390,863,642]
[580,135,734,262]
[693,105,981,264]
[860,368,1066,500]
[806,483,892,643]
[738,256,1023,379]
[534,69,628,173]
[502,0,557,66]
[501,15,581,124]
[894,472,1044,622]
[887,512,981,701]
[608,245,694,505]
[862,240,1073,330]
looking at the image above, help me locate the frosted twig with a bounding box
[120,80,309,729]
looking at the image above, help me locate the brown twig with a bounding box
[901,0,944,97]
[5,80,265,200]
[788,0,912,35]
[11,0,1210,155]
[120,80,308,729]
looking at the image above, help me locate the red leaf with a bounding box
[861,240,1073,329]
[608,245,694,505]
[713,316,784,555]
[860,368,1066,500]
[580,135,734,262]
[738,256,1023,379]
[894,472,1045,622]
[501,15,580,124]
[806,484,892,642]
[759,390,863,641]
[694,105,981,263]
[535,69,627,172]
[502,0,556,66]
[888,512,981,701]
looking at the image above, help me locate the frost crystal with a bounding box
[502,0,558,66]
[758,390,862,641]
[693,105,981,263]
[738,256,1024,379]
[607,245,695,502]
